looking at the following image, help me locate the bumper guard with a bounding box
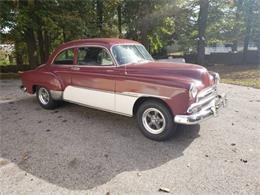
[174,93,227,125]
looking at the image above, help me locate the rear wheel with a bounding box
[36,86,59,109]
[137,100,177,141]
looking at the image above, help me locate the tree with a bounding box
[117,3,122,36]
[96,0,103,34]
[197,0,209,65]
[251,0,260,65]
[122,0,177,54]
[1,0,259,66]
[242,0,257,64]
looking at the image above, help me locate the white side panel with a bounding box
[63,86,115,111]
[63,86,154,117]
[115,94,137,116]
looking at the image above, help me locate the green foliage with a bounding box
[0,0,259,65]
[148,16,175,54]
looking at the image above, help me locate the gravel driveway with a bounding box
[0,79,260,195]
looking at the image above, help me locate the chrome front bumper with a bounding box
[174,93,227,125]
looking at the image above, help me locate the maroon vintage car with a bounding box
[20,38,227,141]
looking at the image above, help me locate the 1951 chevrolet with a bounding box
[20,38,227,141]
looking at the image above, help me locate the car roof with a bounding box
[63,38,140,48]
[47,38,141,65]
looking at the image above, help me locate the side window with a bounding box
[53,49,74,65]
[77,47,113,66]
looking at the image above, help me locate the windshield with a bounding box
[112,44,153,65]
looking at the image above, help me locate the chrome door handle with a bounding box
[71,66,80,71]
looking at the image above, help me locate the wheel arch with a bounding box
[29,73,63,94]
[133,96,174,117]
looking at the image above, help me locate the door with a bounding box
[63,46,116,111]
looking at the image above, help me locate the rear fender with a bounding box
[20,71,63,95]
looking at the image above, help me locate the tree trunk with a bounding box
[197,0,209,65]
[37,26,46,64]
[96,0,103,35]
[14,40,23,65]
[256,40,260,66]
[117,4,122,36]
[34,0,45,64]
[63,28,66,42]
[24,27,38,67]
[243,0,254,65]
[232,41,238,52]
[243,29,250,64]
[140,26,149,51]
[232,0,242,53]
[43,30,50,62]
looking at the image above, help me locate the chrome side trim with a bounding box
[66,85,114,94]
[119,92,171,100]
[61,85,171,100]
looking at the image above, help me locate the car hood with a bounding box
[125,61,214,89]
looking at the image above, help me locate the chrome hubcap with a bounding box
[38,87,50,105]
[142,108,166,134]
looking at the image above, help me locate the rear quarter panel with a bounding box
[20,68,63,94]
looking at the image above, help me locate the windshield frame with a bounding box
[110,43,154,66]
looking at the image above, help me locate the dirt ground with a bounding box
[0,79,260,195]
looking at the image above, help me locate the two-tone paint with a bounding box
[20,38,218,118]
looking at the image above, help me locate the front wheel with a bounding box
[136,100,177,141]
[36,86,59,109]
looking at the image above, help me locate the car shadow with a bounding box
[0,97,200,190]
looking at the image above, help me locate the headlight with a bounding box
[189,84,198,99]
[214,73,220,84]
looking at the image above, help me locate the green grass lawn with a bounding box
[208,64,260,89]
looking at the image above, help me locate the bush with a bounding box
[0,64,35,73]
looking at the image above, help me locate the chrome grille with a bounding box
[196,85,217,103]
[187,85,218,114]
